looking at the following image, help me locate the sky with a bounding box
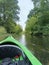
[17,0,34,30]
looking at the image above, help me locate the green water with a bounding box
[0,34,49,65]
[13,34,49,65]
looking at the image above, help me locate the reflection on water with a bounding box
[14,34,26,46]
[18,35,26,46]
[14,34,49,65]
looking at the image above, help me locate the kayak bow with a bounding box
[0,36,42,65]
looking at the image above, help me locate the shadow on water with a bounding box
[14,34,49,65]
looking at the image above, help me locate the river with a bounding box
[0,34,49,65]
[13,34,49,65]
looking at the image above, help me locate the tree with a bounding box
[4,17,16,33]
[16,24,22,34]
[4,17,22,34]
[25,17,38,34]
[28,0,49,18]
[0,0,20,22]
[0,0,20,33]
[26,0,49,35]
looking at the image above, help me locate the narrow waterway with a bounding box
[13,34,49,65]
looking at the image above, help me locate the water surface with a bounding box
[13,34,49,65]
[0,34,49,65]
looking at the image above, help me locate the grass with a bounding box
[0,33,10,41]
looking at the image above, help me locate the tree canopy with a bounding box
[0,0,22,34]
[26,0,49,35]
[0,0,20,22]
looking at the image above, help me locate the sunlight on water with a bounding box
[18,34,26,46]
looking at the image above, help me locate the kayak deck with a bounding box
[0,36,42,65]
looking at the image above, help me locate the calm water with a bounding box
[13,34,49,65]
[0,34,49,65]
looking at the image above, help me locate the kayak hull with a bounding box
[0,36,42,65]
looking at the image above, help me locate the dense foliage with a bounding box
[26,0,49,35]
[0,0,22,34]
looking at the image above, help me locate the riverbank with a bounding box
[0,33,22,41]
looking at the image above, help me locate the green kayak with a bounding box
[0,36,42,65]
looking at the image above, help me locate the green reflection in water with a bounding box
[0,34,49,65]
[25,35,49,65]
[14,34,49,65]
